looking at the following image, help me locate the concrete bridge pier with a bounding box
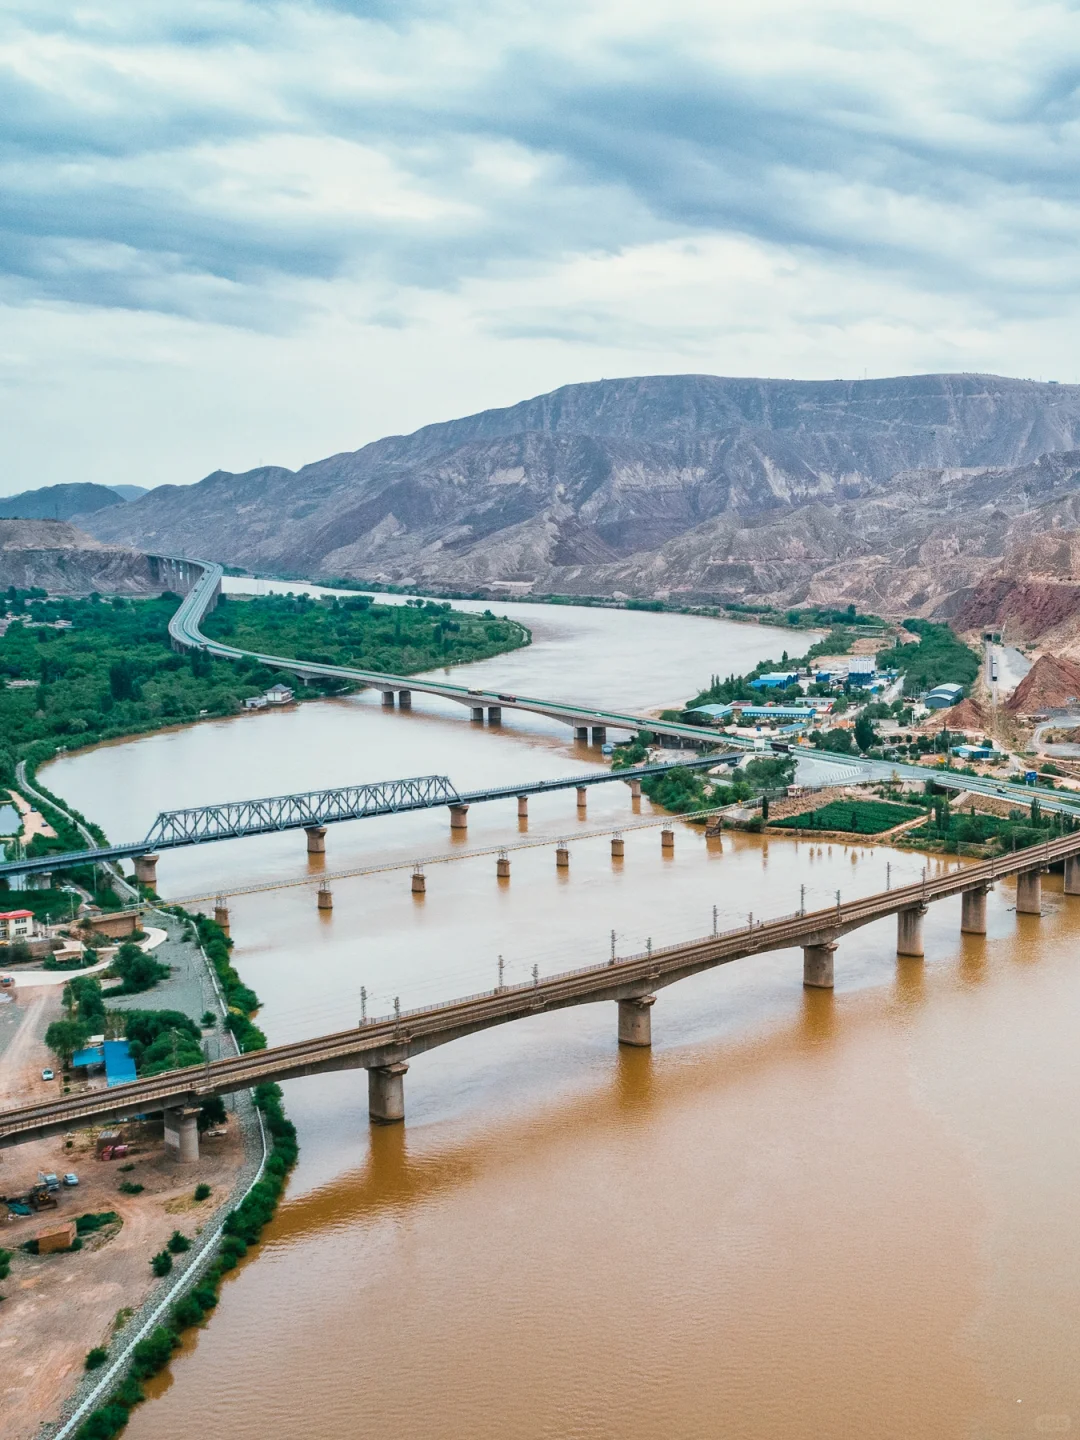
[803,940,837,989]
[628,779,642,799]
[133,853,159,888]
[305,825,327,854]
[576,787,587,812]
[556,844,570,870]
[487,706,502,724]
[661,828,674,853]
[592,726,607,745]
[611,835,625,859]
[411,867,426,895]
[897,904,927,957]
[381,690,395,707]
[317,882,333,911]
[164,1106,200,1162]
[471,706,485,722]
[449,804,470,831]
[1016,869,1042,915]
[575,726,589,742]
[618,994,655,1047]
[961,885,988,935]
[1066,856,1080,895]
[213,897,230,936]
[496,852,511,880]
[368,1062,408,1124]
[398,689,412,709]
[517,795,528,819]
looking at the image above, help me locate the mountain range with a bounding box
[61,372,1080,643]
[0,482,147,522]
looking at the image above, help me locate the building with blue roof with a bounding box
[104,1040,137,1087]
[749,671,799,691]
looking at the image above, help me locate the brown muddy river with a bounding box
[44,598,1080,1439]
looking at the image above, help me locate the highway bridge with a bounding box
[0,756,734,882]
[165,557,743,747]
[4,829,1078,1156]
[164,556,1080,822]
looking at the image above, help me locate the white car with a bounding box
[62,1173,79,1187]
[41,1068,55,1081]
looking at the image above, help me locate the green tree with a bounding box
[854,712,876,752]
[45,1018,90,1062]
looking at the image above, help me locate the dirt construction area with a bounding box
[0,985,245,1440]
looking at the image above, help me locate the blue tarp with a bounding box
[72,1045,104,1069]
[104,1040,137,1088]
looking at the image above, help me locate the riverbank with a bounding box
[0,913,257,1440]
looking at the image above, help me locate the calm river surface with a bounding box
[45,600,1080,1440]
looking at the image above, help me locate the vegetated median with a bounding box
[43,907,297,1440]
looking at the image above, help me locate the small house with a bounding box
[265,683,295,705]
[0,910,34,943]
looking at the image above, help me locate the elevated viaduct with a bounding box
[3,831,1077,1157]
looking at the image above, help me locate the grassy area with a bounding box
[771,799,924,835]
[201,591,528,673]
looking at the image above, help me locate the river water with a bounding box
[44,600,1080,1440]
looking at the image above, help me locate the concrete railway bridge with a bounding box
[3,831,1078,1162]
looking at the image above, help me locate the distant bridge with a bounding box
[3,830,1078,1153]
[0,756,734,881]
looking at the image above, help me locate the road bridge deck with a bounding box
[3,829,1075,1150]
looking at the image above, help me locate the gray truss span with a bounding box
[144,775,463,846]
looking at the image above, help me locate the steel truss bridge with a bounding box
[0,756,732,879]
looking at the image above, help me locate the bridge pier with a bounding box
[449,804,469,831]
[214,897,230,936]
[318,881,333,911]
[618,994,655,1047]
[133,853,159,888]
[576,786,587,812]
[496,852,511,879]
[628,779,642,799]
[305,825,327,854]
[398,689,411,709]
[1066,856,1080,895]
[897,904,926,957]
[471,706,485,722]
[163,1106,200,1163]
[381,690,395,708]
[803,940,836,989]
[556,844,570,870]
[575,726,589,742]
[1016,869,1042,915]
[661,828,674,853]
[960,885,988,935]
[367,1062,408,1124]
[611,835,624,859]
[411,867,426,895]
[487,706,502,724]
[517,795,528,819]
[592,726,607,746]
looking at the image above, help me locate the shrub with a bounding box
[119,1181,144,1195]
[0,1246,11,1280]
[76,1211,118,1234]
[166,1230,191,1254]
[199,1010,216,1028]
[150,1250,172,1277]
[85,1347,109,1371]
[193,1182,212,1202]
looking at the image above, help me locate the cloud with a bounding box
[2,0,1080,494]
[1,0,1078,326]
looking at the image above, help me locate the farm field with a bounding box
[770,798,924,835]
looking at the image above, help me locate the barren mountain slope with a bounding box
[0,520,162,594]
[82,373,1080,595]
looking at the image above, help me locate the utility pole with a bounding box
[497,954,505,989]
[712,905,718,935]
[360,986,367,1024]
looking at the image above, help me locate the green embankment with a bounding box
[877,618,980,695]
[201,590,528,672]
[70,909,296,1440]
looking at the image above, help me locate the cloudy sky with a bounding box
[2,0,1079,494]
